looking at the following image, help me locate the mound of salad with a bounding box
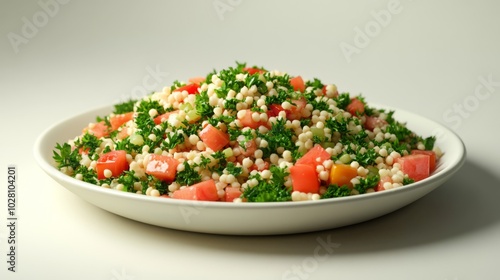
[53,62,441,202]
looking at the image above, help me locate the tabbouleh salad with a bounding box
[53,62,441,202]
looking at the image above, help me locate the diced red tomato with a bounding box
[188,76,206,84]
[110,112,134,131]
[376,176,392,192]
[395,154,431,182]
[172,186,197,200]
[193,180,219,201]
[83,121,110,138]
[96,150,129,180]
[364,116,387,131]
[290,76,305,92]
[153,110,179,125]
[296,145,331,169]
[290,164,320,193]
[172,179,219,201]
[346,98,365,116]
[199,124,230,151]
[243,67,266,75]
[329,164,358,187]
[268,104,283,118]
[268,98,306,120]
[224,187,242,202]
[238,109,267,129]
[410,150,437,172]
[145,154,180,182]
[173,83,200,94]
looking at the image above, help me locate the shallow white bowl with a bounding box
[34,104,466,235]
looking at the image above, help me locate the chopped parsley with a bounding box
[175,162,202,186]
[113,99,137,114]
[321,184,352,198]
[53,143,80,169]
[242,166,291,202]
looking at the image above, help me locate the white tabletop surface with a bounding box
[1,1,500,279]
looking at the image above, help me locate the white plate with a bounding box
[33,104,466,235]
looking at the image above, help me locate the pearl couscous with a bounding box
[53,63,441,202]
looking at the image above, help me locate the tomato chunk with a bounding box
[96,150,129,180]
[296,145,331,169]
[173,83,200,94]
[110,112,134,131]
[290,164,320,194]
[172,179,219,201]
[145,154,180,181]
[84,121,110,138]
[411,150,437,172]
[346,98,365,116]
[290,76,305,92]
[224,187,242,202]
[199,124,230,151]
[395,154,431,182]
[329,164,358,187]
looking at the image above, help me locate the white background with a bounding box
[1,0,500,279]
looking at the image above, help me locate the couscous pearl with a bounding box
[385,156,394,165]
[282,101,292,110]
[252,112,261,122]
[245,96,254,105]
[104,169,112,178]
[379,148,388,157]
[282,150,292,162]
[291,191,302,201]
[150,189,160,197]
[390,151,401,159]
[261,170,272,179]
[149,108,158,118]
[319,171,329,181]
[237,110,246,119]
[226,174,236,184]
